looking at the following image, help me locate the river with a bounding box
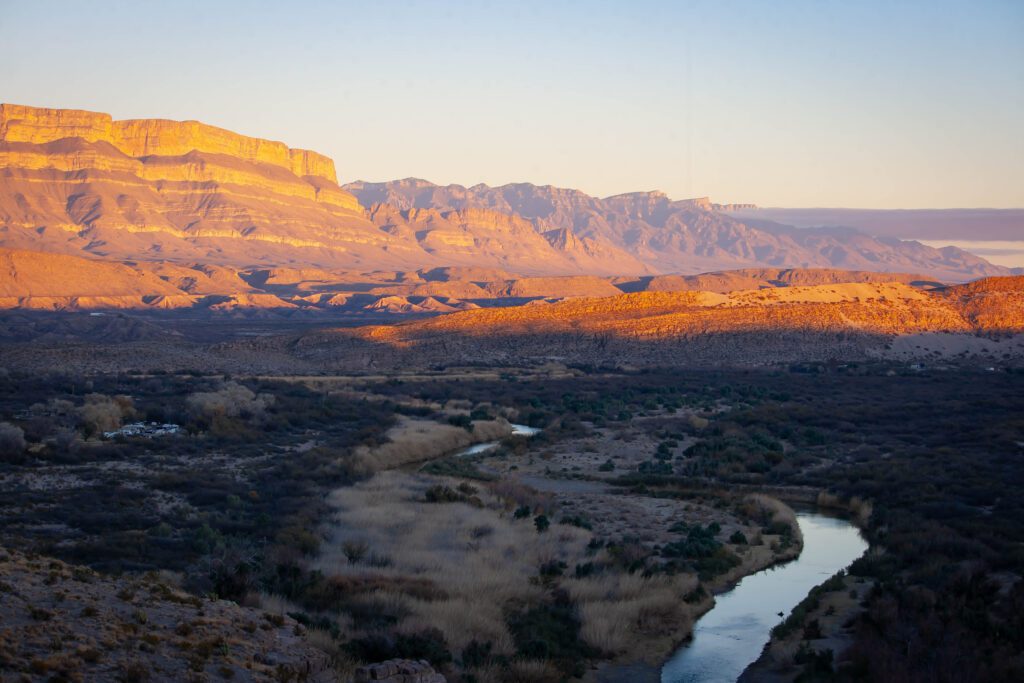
[661,512,868,683]
[453,423,541,456]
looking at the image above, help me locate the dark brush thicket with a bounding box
[0,372,396,585]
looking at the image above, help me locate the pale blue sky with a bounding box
[1,0,1021,207]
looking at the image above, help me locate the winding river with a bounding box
[661,512,867,683]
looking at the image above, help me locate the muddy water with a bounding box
[661,513,867,683]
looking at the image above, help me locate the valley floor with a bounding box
[0,364,1021,681]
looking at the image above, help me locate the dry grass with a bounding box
[314,471,591,654]
[817,491,873,527]
[352,417,512,472]
[744,494,802,544]
[565,572,698,654]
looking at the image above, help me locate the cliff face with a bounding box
[0,104,438,270]
[0,105,656,276]
[0,104,337,181]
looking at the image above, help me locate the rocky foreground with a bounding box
[0,548,330,681]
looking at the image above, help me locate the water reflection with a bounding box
[661,513,867,683]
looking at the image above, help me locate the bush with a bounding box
[559,514,592,530]
[80,393,135,436]
[447,414,473,432]
[424,485,482,507]
[461,639,494,668]
[342,540,369,565]
[507,594,596,678]
[662,524,722,559]
[346,628,452,667]
[534,514,550,533]
[538,560,567,578]
[187,382,274,426]
[0,422,26,462]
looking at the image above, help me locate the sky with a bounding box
[1,0,1022,208]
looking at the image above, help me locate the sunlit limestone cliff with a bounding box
[0,105,652,276]
[0,104,424,270]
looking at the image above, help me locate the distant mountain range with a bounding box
[0,103,1014,309]
[345,179,1010,280]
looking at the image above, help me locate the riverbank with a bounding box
[664,512,867,683]
[584,493,804,682]
[352,415,514,472]
[590,527,803,683]
[737,498,873,682]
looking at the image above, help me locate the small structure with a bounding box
[102,422,183,439]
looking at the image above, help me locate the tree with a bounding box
[79,394,136,436]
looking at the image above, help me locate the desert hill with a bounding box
[292,277,1024,370]
[613,268,940,294]
[935,275,1024,333]
[0,246,952,321]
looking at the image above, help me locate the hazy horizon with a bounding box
[2,0,1021,209]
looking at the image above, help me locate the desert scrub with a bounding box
[566,571,698,654]
[420,455,496,481]
[506,590,597,678]
[772,571,848,640]
[423,483,483,506]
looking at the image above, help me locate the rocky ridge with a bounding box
[0,247,950,319]
[292,277,1024,370]
[345,179,1009,280]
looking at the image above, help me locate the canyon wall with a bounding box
[0,104,336,181]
